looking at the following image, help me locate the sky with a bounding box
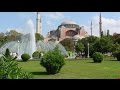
[0,12,120,37]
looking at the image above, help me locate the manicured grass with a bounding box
[18,57,120,79]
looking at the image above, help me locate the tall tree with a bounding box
[5,30,22,41]
[75,41,85,55]
[81,36,99,57]
[107,30,110,36]
[35,33,44,42]
[112,33,120,44]
[60,38,74,52]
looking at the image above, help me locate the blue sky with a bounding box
[0,12,120,37]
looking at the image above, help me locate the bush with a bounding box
[32,50,44,59]
[0,53,32,79]
[21,53,30,62]
[4,48,11,58]
[3,48,16,60]
[40,48,65,74]
[92,52,103,63]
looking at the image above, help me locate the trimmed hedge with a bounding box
[21,54,30,62]
[92,52,103,63]
[40,48,65,74]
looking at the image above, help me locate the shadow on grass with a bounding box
[109,60,119,61]
[87,62,103,63]
[87,62,95,63]
[17,59,40,62]
[31,72,49,75]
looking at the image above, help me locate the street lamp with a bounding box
[73,39,78,53]
[87,42,90,58]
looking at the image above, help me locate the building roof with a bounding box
[61,20,77,25]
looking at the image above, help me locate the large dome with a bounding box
[61,20,77,25]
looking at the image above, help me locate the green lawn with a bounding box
[18,57,120,79]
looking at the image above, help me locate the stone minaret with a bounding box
[91,20,92,36]
[99,12,102,37]
[36,12,42,34]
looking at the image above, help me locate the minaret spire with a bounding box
[36,12,42,34]
[91,20,92,36]
[99,12,102,37]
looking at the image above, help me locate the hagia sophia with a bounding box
[36,12,103,42]
[45,20,88,42]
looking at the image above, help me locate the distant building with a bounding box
[45,20,88,42]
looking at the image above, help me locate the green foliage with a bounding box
[92,52,103,63]
[32,50,44,59]
[40,48,65,74]
[35,33,44,42]
[3,48,17,60]
[4,48,11,58]
[60,38,74,52]
[112,33,120,44]
[0,53,32,79]
[0,30,22,47]
[112,52,120,61]
[93,36,113,53]
[75,41,85,54]
[109,42,120,52]
[5,30,22,41]
[81,36,99,57]
[21,54,31,62]
[107,30,110,36]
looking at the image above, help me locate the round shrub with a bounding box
[40,48,65,74]
[21,53,31,62]
[32,50,44,59]
[32,51,40,59]
[92,52,103,63]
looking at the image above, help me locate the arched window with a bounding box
[66,30,77,37]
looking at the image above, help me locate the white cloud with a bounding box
[46,12,64,21]
[43,12,65,35]
[17,12,35,20]
[89,16,120,36]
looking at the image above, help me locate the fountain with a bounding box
[0,34,68,59]
[36,41,68,56]
[0,13,68,59]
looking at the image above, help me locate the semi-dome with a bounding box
[61,20,77,25]
[73,35,84,40]
[73,35,81,40]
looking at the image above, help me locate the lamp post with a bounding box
[87,42,90,58]
[73,39,77,53]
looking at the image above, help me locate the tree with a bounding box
[35,33,44,42]
[93,36,113,54]
[112,33,120,44]
[4,48,11,58]
[81,36,99,57]
[60,38,74,52]
[75,41,85,55]
[109,42,120,52]
[0,33,5,47]
[107,30,110,36]
[5,30,22,41]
